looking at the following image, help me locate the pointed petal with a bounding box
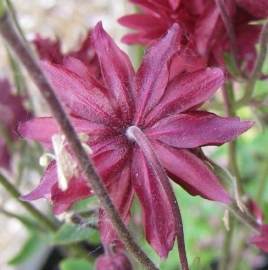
[41,61,121,126]
[63,56,104,88]
[131,146,175,259]
[18,117,58,149]
[152,142,231,203]
[91,22,135,122]
[92,136,130,186]
[18,117,117,149]
[118,14,168,32]
[145,67,225,126]
[98,164,134,245]
[134,24,183,124]
[146,111,254,148]
[20,161,57,201]
[51,178,93,215]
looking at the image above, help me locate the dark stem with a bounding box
[0,11,157,270]
[215,0,245,78]
[127,126,189,270]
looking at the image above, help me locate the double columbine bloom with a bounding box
[19,23,253,259]
[119,0,268,74]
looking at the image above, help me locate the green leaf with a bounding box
[50,223,94,245]
[190,257,202,270]
[60,258,93,270]
[8,232,44,265]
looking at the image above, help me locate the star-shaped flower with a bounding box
[118,0,267,75]
[19,22,253,259]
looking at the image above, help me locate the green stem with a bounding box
[218,216,234,270]
[0,172,57,232]
[235,21,268,108]
[255,154,268,203]
[5,0,30,49]
[226,202,260,234]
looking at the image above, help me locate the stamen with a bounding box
[51,134,78,191]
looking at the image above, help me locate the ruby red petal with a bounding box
[134,23,183,124]
[91,22,135,122]
[51,178,93,215]
[41,61,120,126]
[20,161,57,201]
[146,111,254,148]
[131,146,175,259]
[145,67,225,126]
[152,142,231,203]
[99,164,134,245]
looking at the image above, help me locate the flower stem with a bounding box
[0,172,57,232]
[0,11,157,270]
[226,202,260,234]
[127,126,189,270]
[235,21,268,108]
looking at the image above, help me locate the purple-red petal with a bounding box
[134,23,183,124]
[91,22,135,122]
[146,111,254,148]
[131,146,175,259]
[152,142,231,203]
[41,61,121,126]
[98,164,134,245]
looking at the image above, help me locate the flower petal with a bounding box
[146,111,254,148]
[134,24,182,125]
[18,117,117,149]
[20,161,57,201]
[91,22,135,122]
[152,142,231,203]
[98,164,134,245]
[41,61,121,126]
[145,67,225,126]
[131,145,175,259]
[250,225,268,253]
[92,137,131,186]
[236,0,268,18]
[51,178,93,215]
[18,117,59,149]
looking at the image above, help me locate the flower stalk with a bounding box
[0,10,157,270]
[126,126,189,270]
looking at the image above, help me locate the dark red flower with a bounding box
[33,30,101,79]
[250,225,268,253]
[0,79,32,171]
[19,23,253,259]
[118,0,265,75]
[95,246,133,270]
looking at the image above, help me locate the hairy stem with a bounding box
[127,126,189,270]
[0,11,157,270]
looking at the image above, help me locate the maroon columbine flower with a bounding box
[118,0,267,75]
[19,22,253,259]
[33,30,100,79]
[95,246,133,270]
[250,225,268,253]
[0,79,32,171]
